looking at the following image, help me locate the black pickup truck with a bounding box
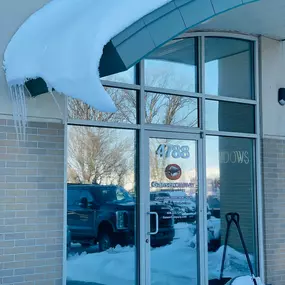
[67,184,175,251]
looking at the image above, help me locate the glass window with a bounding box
[206,136,256,282]
[68,87,137,124]
[149,137,198,284]
[80,190,94,203]
[67,126,136,284]
[205,37,254,99]
[145,92,198,127]
[145,38,198,92]
[101,66,136,84]
[205,100,255,133]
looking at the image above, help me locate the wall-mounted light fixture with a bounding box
[278,88,285,106]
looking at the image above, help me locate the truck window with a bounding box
[80,190,94,203]
[67,189,80,206]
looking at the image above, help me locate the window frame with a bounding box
[64,32,264,284]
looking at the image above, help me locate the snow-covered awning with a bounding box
[3,0,258,136]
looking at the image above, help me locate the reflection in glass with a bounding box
[205,37,254,99]
[145,93,198,127]
[206,136,256,282]
[149,138,198,285]
[68,87,137,124]
[205,100,255,133]
[67,126,136,284]
[145,38,197,92]
[101,66,136,84]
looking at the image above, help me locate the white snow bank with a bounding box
[208,217,221,241]
[228,276,263,285]
[68,224,254,285]
[4,0,170,112]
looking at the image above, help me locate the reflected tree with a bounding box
[68,87,136,124]
[68,126,134,188]
[67,67,197,188]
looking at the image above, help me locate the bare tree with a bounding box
[68,126,134,188]
[68,87,136,124]
[67,65,197,188]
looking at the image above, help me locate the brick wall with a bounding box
[263,137,285,285]
[0,119,65,285]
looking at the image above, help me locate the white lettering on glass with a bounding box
[220,151,250,164]
[156,144,190,159]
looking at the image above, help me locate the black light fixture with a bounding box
[278,88,285,106]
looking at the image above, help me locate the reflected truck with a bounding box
[67,184,175,251]
[150,190,211,223]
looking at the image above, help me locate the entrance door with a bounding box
[142,131,206,285]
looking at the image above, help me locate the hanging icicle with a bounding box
[8,84,28,141]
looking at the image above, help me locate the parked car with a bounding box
[207,195,220,218]
[150,190,211,223]
[67,184,175,251]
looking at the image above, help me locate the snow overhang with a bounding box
[4,0,259,110]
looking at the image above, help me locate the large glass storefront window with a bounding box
[145,93,198,127]
[205,100,255,133]
[68,87,137,124]
[206,136,256,280]
[67,126,136,284]
[66,34,258,285]
[205,37,254,99]
[145,38,198,92]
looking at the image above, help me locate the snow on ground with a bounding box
[67,222,253,285]
[228,276,263,285]
[208,217,221,241]
[4,0,171,112]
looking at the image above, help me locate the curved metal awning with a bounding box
[27,0,258,96]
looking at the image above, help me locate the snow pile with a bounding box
[227,276,264,285]
[188,217,221,248]
[67,223,254,285]
[208,217,221,241]
[3,0,170,136]
[209,245,254,280]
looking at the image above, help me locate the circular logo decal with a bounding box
[165,164,182,180]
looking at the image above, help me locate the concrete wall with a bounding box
[261,37,285,138]
[261,37,285,284]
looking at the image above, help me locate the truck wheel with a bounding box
[98,231,114,252]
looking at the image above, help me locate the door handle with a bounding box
[148,212,159,235]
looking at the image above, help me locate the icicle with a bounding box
[8,84,27,141]
[49,89,64,119]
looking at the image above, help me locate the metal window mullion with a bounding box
[144,124,201,134]
[144,86,202,98]
[138,60,148,285]
[204,94,257,105]
[67,119,140,130]
[198,35,208,285]
[62,95,68,285]
[177,31,257,42]
[255,37,265,282]
[205,130,257,138]
[101,79,140,90]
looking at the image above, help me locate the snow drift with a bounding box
[3,0,170,137]
[67,223,254,285]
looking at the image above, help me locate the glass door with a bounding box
[143,131,205,285]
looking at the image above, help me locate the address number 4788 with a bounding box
[156,144,190,159]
